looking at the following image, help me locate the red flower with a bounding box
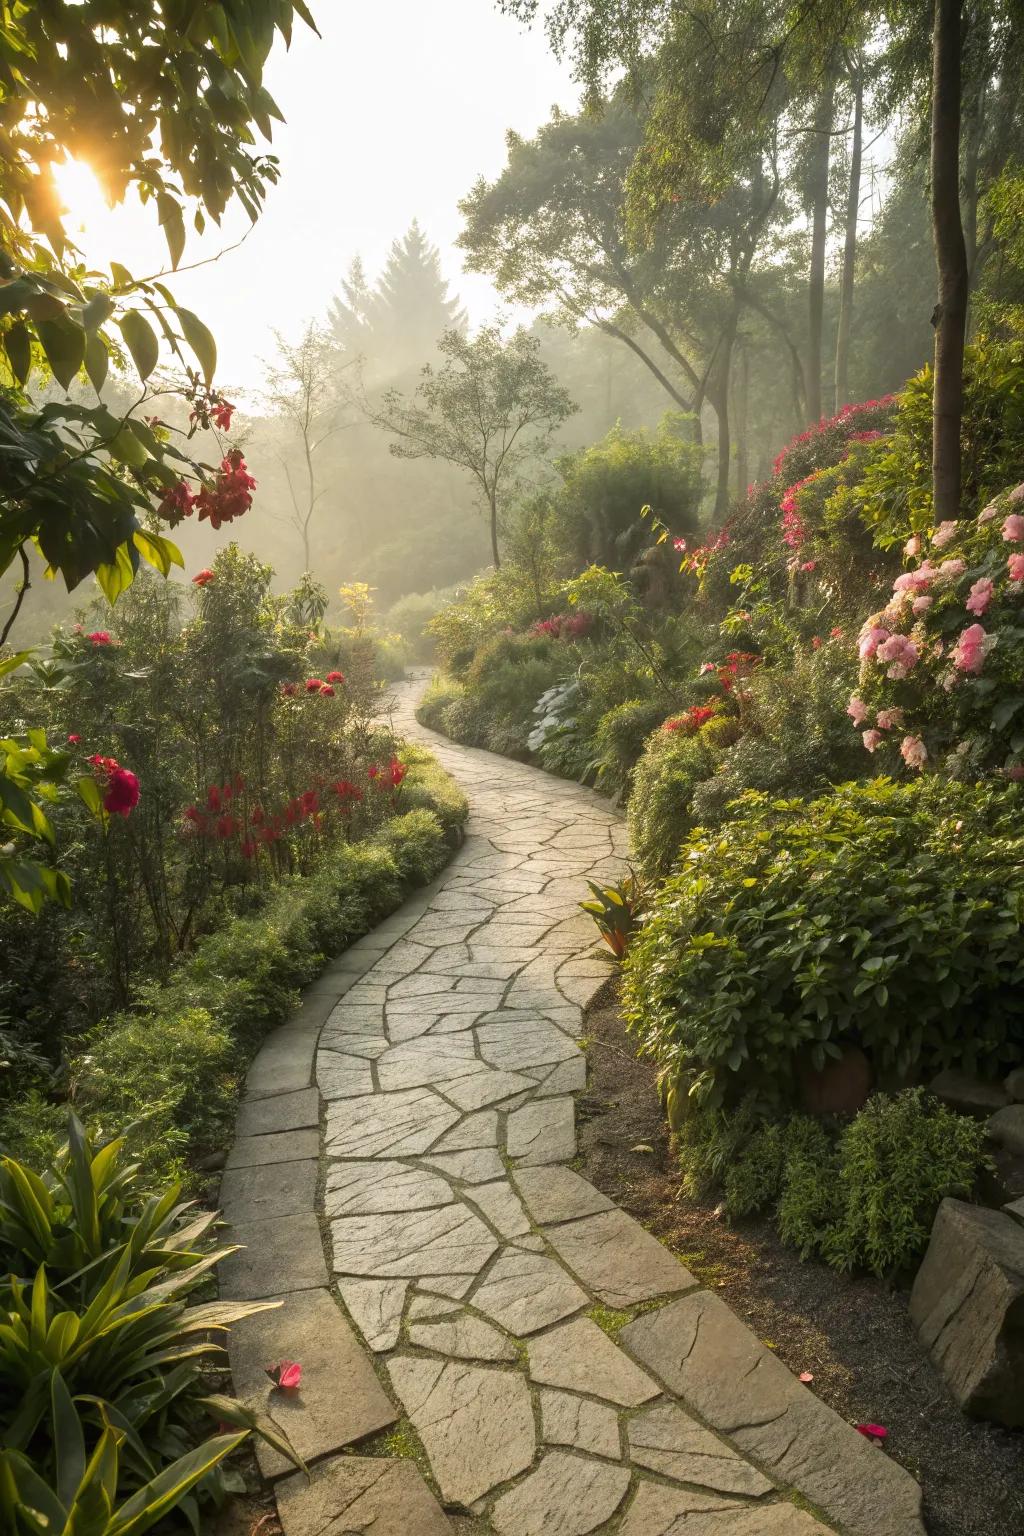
[241,838,258,860]
[87,631,112,646]
[387,756,407,789]
[300,789,320,817]
[326,670,345,684]
[212,399,235,432]
[811,635,822,650]
[192,568,216,587]
[320,684,335,697]
[206,785,222,812]
[330,780,363,804]
[195,450,256,530]
[67,733,80,745]
[267,1361,302,1390]
[157,480,195,526]
[215,813,237,839]
[251,805,265,825]
[280,681,298,697]
[88,755,140,818]
[305,678,323,693]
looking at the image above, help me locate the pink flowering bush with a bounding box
[850,481,1024,777]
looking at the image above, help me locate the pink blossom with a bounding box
[1002,514,1024,542]
[952,623,989,675]
[858,624,890,661]
[876,708,904,731]
[862,729,884,753]
[699,662,716,675]
[1009,484,1024,506]
[966,577,994,616]
[673,537,687,552]
[904,535,922,558]
[935,559,966,583]
[932,520,959,549]
[801,560,817,572]
[978,500,1000,524]
[900,735,928,770]
[893,566,932,595]
[877,633,919,676]
[1008,553,1024,582]
[847,696,869,727]
[912,595,933,616]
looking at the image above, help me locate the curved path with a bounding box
[222,675,926,1536]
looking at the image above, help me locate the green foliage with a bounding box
[385,589,458,661]
[419,633,565,758]
[0,1117,301,1533]
[579,871,644,958]
[626,726,719,878]
[624,778,1024,1110]
[679,1090,986,1276]
[592,697,670,793]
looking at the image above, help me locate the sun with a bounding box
[51,156,110,238]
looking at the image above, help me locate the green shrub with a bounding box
[594,697,672,794]
[0,1118,300,1531]
[678,1090,985,1276]
[627,726,720,877]
[400,744,469,840]
[625,777,1024,1110]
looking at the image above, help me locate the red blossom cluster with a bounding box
[87,755,141,817]
[87,631,113,646]
[663,704,718,735]
[369,757,407,791]
[157,450,256,530]
[770,396,897,481]
[531,612,592,640]
[779,478,816,549]
[679,526,731,577]
[192,568,216,587]
[189,394,236,433]
[700,652,760,694]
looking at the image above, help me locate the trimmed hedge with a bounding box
[2,754,468,1182]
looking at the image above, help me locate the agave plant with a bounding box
[0,1117,302,1533]
[579,871,645,959]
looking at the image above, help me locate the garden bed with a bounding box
[578,980,1024,1536]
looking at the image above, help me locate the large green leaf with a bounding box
[176,309,216,386]
[37,316,85,390]
[118,312,159,381]
[4,322,31,385]
[105,1431,248,1536]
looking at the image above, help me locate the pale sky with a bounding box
[57,1,578,394]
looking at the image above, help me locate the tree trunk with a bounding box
[489,490,501,568]
[709,312,738,520]
[735,343,750,499]
[931,0,969,520]
[834,69,863,413]
[807,79,836,425]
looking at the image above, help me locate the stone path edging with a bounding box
[222,673,927,1536]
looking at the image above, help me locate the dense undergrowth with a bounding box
[418,337,1024,1275]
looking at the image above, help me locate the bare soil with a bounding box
[578,982,1024,1536]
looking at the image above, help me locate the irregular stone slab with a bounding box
[275,1453,452,1536]
[219,1213,327,1300]
[324,1160,454,1218]
[490,1450,630,1535]
[472,1247,588,1335]
[512,1166,613,1226]
[617,1483,831,1536]
[324,1088,459,1158]
[543,1208,696,1308]
[529,1319,659,1407]
[1006,1196,1024,1226]
[234,1088,319,1139]
[532,1056,587,1096]
[331,1203,499,1279]
[433,1109,499,1150]
[464,1180,531,1238]
[909,1197,1024,1425]
[930,1068,1010,1117]
[228,1288,396,1477]
[620,1293,925,1536]
[420,1148,506,1183]
[317,1054,374,1100]
[226,1127,319,1169]
[628,1403,772,1495]
[408,1310,516,1361]
[319,1033,389,1059]
[540,1388,621,1459]
[477,1017,580,1072]
[218,1159,317,1224]
[409,1293,461,1321]
[507,1098,575,1165]
[375,1035,478,1092]
[337,1277,409,1352]
[245,1027,318,1097]
[988,1104,1024,1156]
[443,1068,537,1111]
[387,1356,534,1506]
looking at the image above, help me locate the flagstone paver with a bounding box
[224,674,927,1536]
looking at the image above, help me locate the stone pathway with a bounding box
[223,674,927,1536]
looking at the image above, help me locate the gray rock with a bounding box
[910,1197,1024,1426]
[987,1104,1024,1156]
[245,1027,318,1098]
[931,1068,1010,1117]
[331,1202,498,1279]
[225,1127,319,1168]
[227,1288,396,1477]
[324,1087,459,1158]
[218,1159,317,1223]
[620,1292,925,1536]
[387,1356,535,1506]
[490,1450,631,1535]
[324,1159,454,1218]
[275,1453,452,1536]
[1006,1066,1024,1102]
[1006,1196,1024,1226]
[528,1318,659,1407]
[512,1165,613,1225]
[463,1179,532,1238]
[219,1213,327,1300]
[408,1310,516,1361]
[471,1247,588,1335]
[541,1207,697,1309]
[627,1402,771,1496]
[234,1088,319,1139]
[507,1097,576,1164]
[337,1277,409,1351]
